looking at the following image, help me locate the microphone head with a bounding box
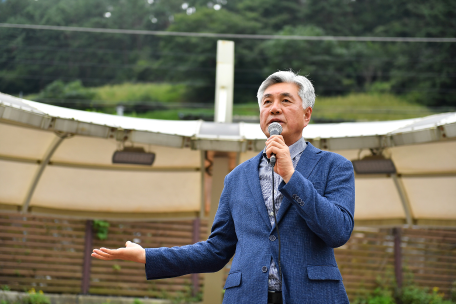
[268,122,283,136]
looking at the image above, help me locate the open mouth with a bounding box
[268,119,283,125]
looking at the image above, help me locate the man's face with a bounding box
[259,82,312,146]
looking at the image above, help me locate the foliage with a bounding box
[93,82,186,113]
[0,0,455,107]
[168,285,202,304]
[2,284,454,304]
[451,281,456,302]
[354,287,395,304]
[22,289,50,304]
[155,7,263,104]
[152,283,201,304]
[125,108,214,121]
[262,26,343,95]
[1,286,10,291]
[0,0,183,93]
[123,92,435,122]
[94,83,186,104]
[93,220,110,240]
[399,286,453,304]
[312,93,437,121]
[354,284,455,304]
[32,80,96,110]
[28,81,187,113]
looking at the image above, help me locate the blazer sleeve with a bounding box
[145,177,237,280]
[278,158,355,248]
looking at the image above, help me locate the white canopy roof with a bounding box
[1,92,455,226]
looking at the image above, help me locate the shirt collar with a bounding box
[262,137,306,160]
[289,137,306,159]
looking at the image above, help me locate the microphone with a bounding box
[268,121,284,286]
[268,122,283,167]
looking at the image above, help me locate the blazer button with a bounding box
[269,235,276,241]
[262,266,268,273]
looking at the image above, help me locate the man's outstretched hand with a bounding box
[91,241,146,264]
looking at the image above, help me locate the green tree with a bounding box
[261,25,349,95]
[378,1,456,107]
[0,0,184,93]
[156,7,262,104]
[1,0,454,108]
[34,80,95,109]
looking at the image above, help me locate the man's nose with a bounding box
[270,100,282,114]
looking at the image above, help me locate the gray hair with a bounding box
[256,71,315,108]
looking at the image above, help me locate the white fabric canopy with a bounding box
[1,92,455,226]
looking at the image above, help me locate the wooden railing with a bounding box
[1,213,455,301]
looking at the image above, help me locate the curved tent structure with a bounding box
[1,92,455,226]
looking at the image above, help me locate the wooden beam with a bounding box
[393,227,403,289]
[81,220,93,294]
[27,206,199,222]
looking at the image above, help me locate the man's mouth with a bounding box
[268,119,283,125]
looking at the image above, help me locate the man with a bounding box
[92,71,355,304]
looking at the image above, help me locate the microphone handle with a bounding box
[270,153,277,167]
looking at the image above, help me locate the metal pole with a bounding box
[392,174,414,226]
[192,218,201,296]
[22,133,70,213]
[81,220,93,294]
[393,227,403,289]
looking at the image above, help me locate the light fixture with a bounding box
[352,155,396,175]
[112,147,155,166]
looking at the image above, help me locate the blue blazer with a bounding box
[145,143,355,304]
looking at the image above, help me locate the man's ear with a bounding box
[303,107,312,127]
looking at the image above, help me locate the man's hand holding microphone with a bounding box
[265,122,295,184]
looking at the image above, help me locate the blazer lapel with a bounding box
[273,142,323,229]
[245,152,272,230]
[294,142,323,180]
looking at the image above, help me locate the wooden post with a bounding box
[81,220,93,294]
[202,156,230,304]
[393,227,403,289]
[192,218,201,297]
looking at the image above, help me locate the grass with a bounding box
[123,93,439,122]
[25,82,187,107]
[94,82,187,104]
[313,93,438,122]
[24,81,445,122]
[126,108,215,120]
